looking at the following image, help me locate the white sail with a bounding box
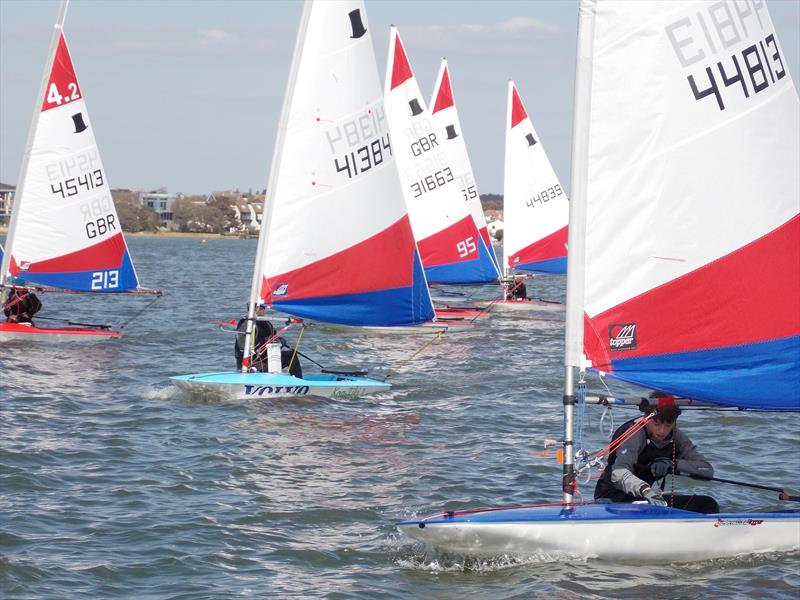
[385,27,497,285]
[566,0,799,410]
[429,59,500,276]
[1,2,139,293]
[503,81,569,276]
[250,0,433,328]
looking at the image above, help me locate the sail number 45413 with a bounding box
[91,270,119,290]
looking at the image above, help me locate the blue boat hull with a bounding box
[170,371,390,400]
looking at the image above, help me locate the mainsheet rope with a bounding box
[118,292,163,329]
[383,329,446,381]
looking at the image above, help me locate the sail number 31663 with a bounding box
[411,167,454,198]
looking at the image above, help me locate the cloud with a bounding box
[84,26,292,64]
[396,16,562,55]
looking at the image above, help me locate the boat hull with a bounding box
[478,298,564,313]
[434,308,488,320]
[170,371,391,400]
[398,503,800,561]
[0,322,122,342]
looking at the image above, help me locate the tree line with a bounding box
[111,191,503,234]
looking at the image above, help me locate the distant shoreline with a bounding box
[0,227,252,240]
[126,231,241,239]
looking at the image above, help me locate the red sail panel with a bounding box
[584,215,800,373]
[432,66,454,114]
[390,33,414,90]
[510,85,527,128]
[41,33,82,113]
[261,216,417,303]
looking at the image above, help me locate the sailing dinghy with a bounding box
[384,29,499,287]
[399,0,800,561]
[478,81,569,315]
[0,1,159,342]
[171,0,434,400]
[428,59,502,279]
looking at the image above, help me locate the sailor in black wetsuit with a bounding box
[505,275,527,300]
[234,305,302,377]
[594,397,719,513]
[3,286,42,324]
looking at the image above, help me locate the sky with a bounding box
[1,0,798,197]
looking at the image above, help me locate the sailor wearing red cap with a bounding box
[594,394,719,513]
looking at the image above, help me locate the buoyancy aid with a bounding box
[595,417,674,498]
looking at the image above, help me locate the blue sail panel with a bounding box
[606,336,800,411]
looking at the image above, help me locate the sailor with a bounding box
[234,304,302,377]
[594,395,719,513]
[3,286,42,325]
[505,275,527,300]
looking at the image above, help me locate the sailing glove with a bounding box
[641,486,668,507]
[650,457,673,479]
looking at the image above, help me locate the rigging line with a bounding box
[290,348,324,369]
[591,414,654,462]
[118,293,163,330]
[286,324,306,373]
[598,373,614,399]
[576,379,587,462]
[250,321,297,360]
[383,329,446,381]
[671,434,677,506]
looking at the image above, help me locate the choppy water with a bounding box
[2,237,799,599]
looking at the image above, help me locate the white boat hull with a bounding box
[398,503,800,562]
[170,371,390,401]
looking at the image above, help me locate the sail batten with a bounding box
[569,0,800,411]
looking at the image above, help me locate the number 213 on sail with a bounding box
[91,270,119,290]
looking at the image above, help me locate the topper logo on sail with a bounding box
[273,283,289,297]
[609,323,637,351]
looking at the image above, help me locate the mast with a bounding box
[562,0,597,504]
[0,0,70,296]
[501,80,512,280]
[241,0,312,370]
